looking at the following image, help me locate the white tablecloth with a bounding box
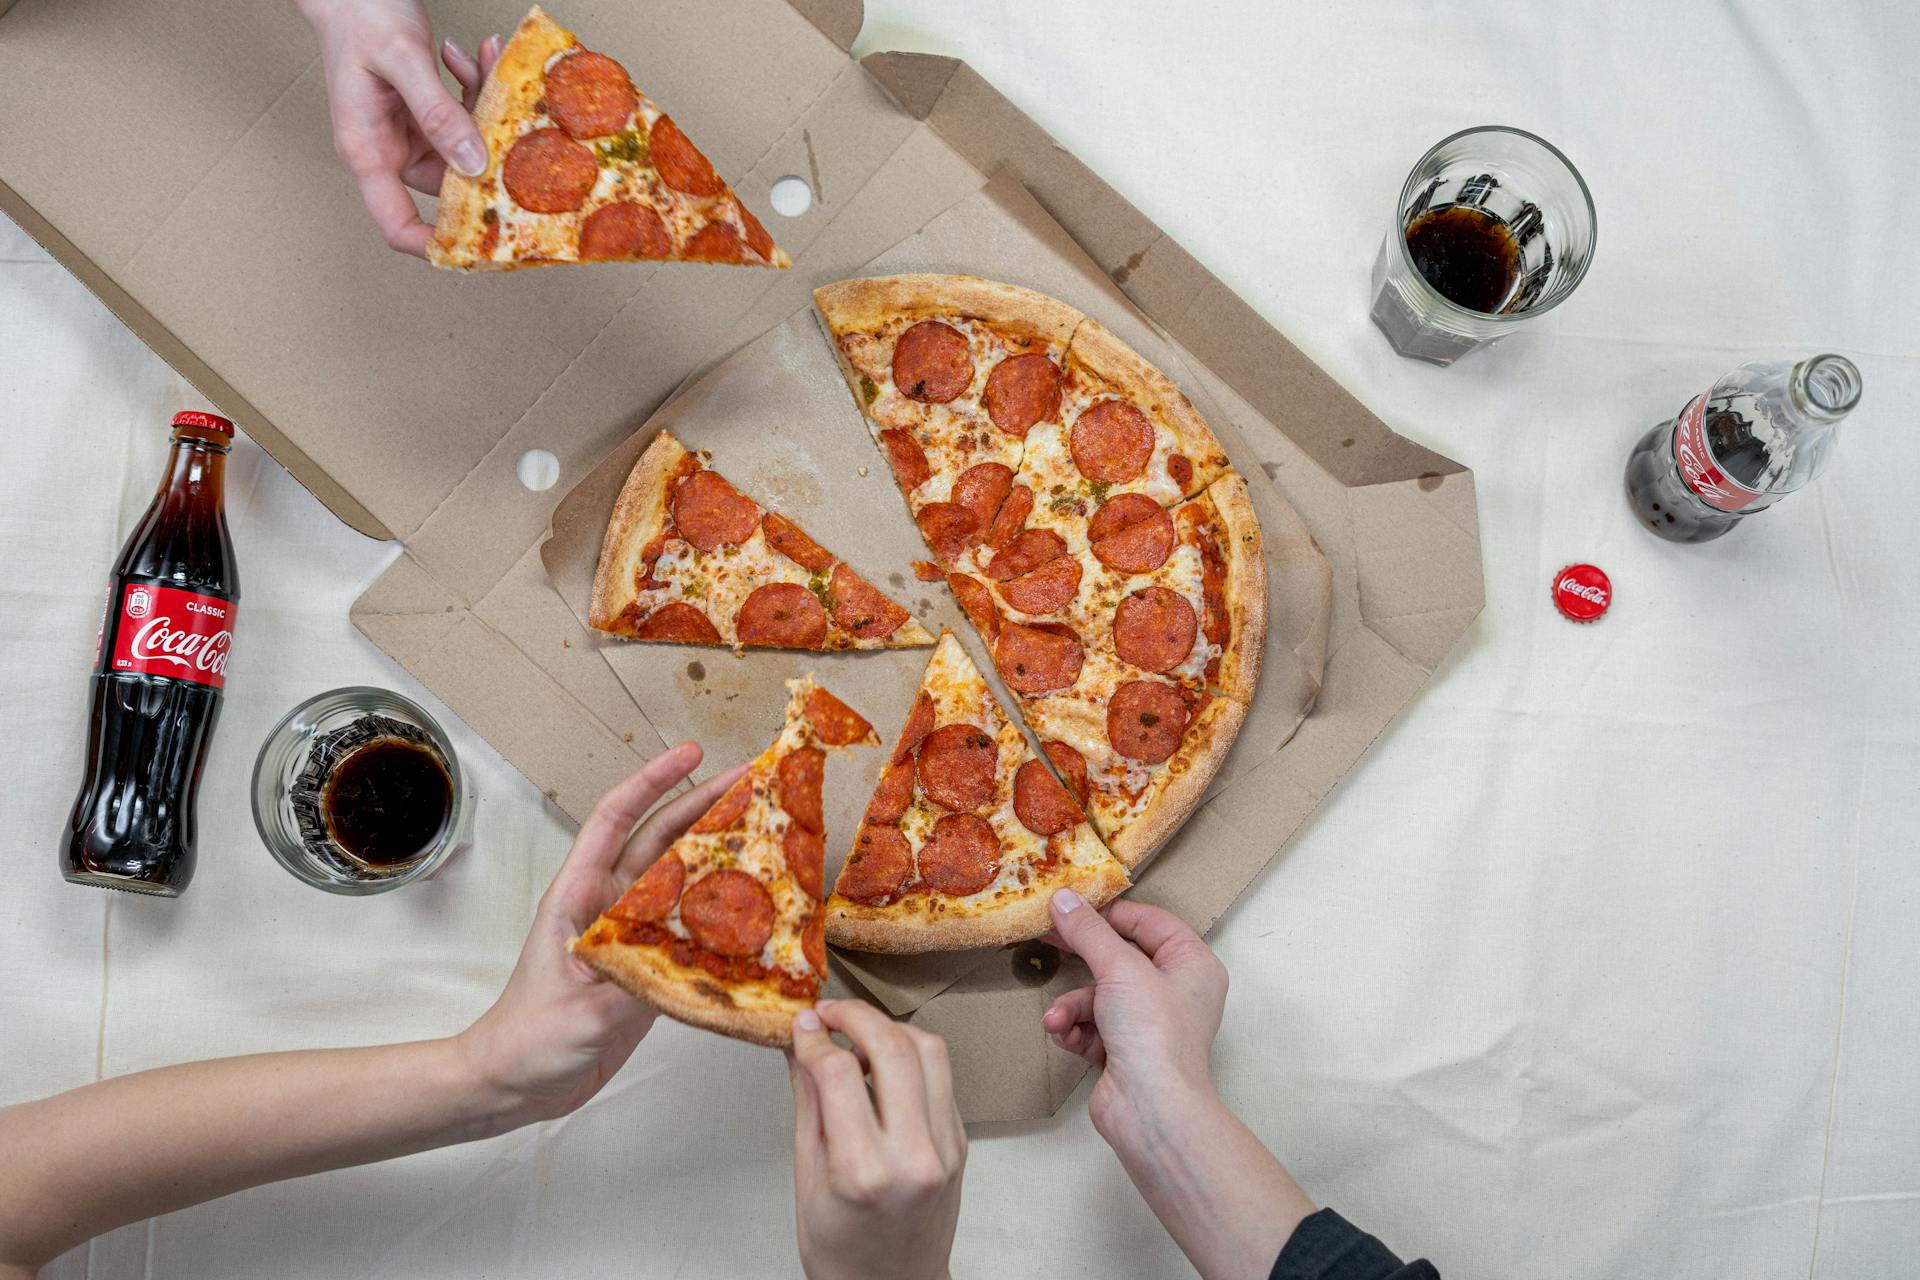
[5,3,1917,1276]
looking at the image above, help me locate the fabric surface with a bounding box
[1270,1210,1437,1280]
[4,2,1917,1277]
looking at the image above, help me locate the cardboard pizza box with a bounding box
[0,0,1483,1121]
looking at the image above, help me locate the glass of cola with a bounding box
[1370,126,1597,365]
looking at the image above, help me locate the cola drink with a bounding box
[1626,355,1862,543]
[65,411,240,895]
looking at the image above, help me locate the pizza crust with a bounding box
[814,274,1085,349]
[1104,691,1250,868]
[1064,317,1230,495]
[1202,473,1268,704]
[587,431,686,633]
[827,853,1128,953]
[570,929,805,1047]
[428,7,573,270]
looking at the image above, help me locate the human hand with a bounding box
[297,0,501,255]
[788,1000,966,1280]
[456,743,747,1130]
[1041,891,1229,1150]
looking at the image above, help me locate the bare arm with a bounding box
[0,744,739,1278]
[1044,890,1317,1280]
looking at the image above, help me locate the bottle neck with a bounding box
[1788,354,1862,426]
[160,427,229,507]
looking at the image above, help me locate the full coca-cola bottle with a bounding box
[1625,354,1863,542]
[66,410,240,895]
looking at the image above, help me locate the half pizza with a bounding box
[827,630,1129,952]
[430,6,788,270]
[815,276,1266,868]
[588,431,934,651]
[571,678,877,1045]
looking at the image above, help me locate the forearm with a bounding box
[1110,1087,1317,1280]
[0,1036,514,1273]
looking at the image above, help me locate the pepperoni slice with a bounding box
[806,686,875,746]
[762,513,834,572]
[891,321,972,404]
[1071,399,1155,484]
[916,502,982,563]
[1088,494,1175,573]
[917,813,1001,897]
[951,463,1013,530]
[649,114,724,196]
[835,825,913,904]
[1168,453,1194,490]
[893,692,935,765]
[689,774,754,834]
[985,484,1033,551]
[985,528,1067,582]
[735,583,827,649]
[785,824,825,900]
[635,601,722,644]
[995,623,1085,694]
[778,746,825,835]
[828,563,909,640]
[946,572,1002,643]
[915,724,998,812]
[982,353,1061,437]
[1107,679,1191,764]
[672,470,760,550]
[545,50,635,139]
[1043,740,1090,807]
[878,428,931,493]
[503,128,599,213]
[684,221,744,263]
[580,201,672,260]
[635,533,672,589]
[737,200,775,261]
[607,852,683,923]
[863,759,915,825]
[1013,760,1084,835]
[997,555,1081,615]
[680,869,775,958]
[1113,587,1199,674]
[802,911,826,974]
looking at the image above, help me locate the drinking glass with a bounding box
[1369,126,1596,365]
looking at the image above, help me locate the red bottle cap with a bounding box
[1552,564,1612,622]
[172,410,234,436]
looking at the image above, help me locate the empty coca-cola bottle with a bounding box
[1625,354,1862,542]
[66,410,240,895]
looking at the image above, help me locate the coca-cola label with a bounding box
[1672,394,1762,513]
[106,583,235,689]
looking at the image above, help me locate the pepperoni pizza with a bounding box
[588,431,934,652]
[429,7,787,271]
[815,276,1266,868]
[571,678,876,1045]
[827,631,1128,952]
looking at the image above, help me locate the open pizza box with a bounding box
[0,0,1484,1122]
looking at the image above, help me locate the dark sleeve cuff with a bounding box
[1269,1208,1441,1280]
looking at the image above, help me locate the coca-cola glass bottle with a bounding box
[66,410,240,895]
[1625,355,1863,543]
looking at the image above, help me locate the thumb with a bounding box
[1048,889,1145,980]
[375,38,488,177]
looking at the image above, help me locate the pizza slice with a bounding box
[827,630,1128,953]
[967,476,1266,867]
[429,6,788,271]
[813,275,1079,568]
[571,678,877,1045]
[588,431,934,651]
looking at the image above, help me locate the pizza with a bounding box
[815,275,1266,867]
[571,678,877,1045]
[429,6,787,271]
[826,631,1128,952]
[588,431,934,652]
